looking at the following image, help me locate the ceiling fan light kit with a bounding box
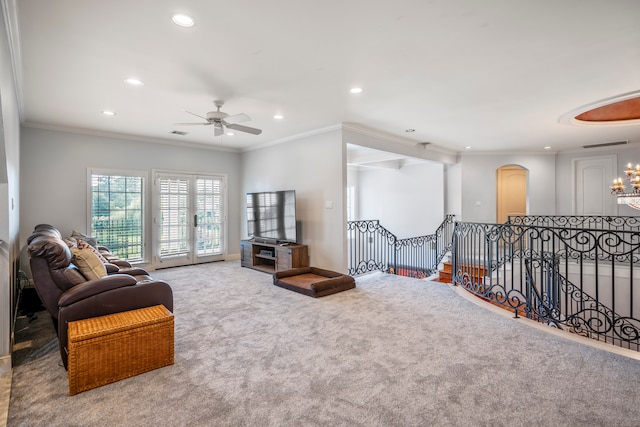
[175,100,262,137]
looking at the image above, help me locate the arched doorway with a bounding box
[496,165,527,223]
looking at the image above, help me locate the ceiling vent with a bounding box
[171,130,188,136]
[582,140,628,149]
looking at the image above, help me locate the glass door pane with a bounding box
[155,173,226,268]
[195,177,225,260]
[158,177,191,264]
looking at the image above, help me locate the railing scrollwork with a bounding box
[452,220,640,351]
[347,215,455,278]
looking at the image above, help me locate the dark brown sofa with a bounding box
[27,225,173,369]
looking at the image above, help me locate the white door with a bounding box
[573,155,617,215]
[154,173,226,268]
[496,165,527,224]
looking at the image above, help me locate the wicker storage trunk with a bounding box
[67,305,174,395]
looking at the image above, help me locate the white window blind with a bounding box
[159,177,190,257]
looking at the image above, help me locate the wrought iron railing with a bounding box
[506,216,640,266]
[452,221,640,351]
[507,215,640,231]
[347,215,455,277]
[524,256,640,348]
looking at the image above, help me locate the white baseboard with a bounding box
[0,355,10,376]
[226,252,240,261]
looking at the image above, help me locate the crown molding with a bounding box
[559,90,640,127]
[342,122,421,147]
[342,122,458,164]
[341,122,458,157]
[241,124,342,152]
[461,150,558,157]
[22,122,242,153]
[3,0,24,118]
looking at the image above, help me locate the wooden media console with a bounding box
[240,240,309,273]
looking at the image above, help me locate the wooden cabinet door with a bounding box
[240,241,253,267]
[276,247,292,271]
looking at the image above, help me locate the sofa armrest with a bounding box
[104,263,120,273]
[110,259,132,268]
[58,274,137,307]
[103,263,149,277]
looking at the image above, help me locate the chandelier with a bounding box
[611,163,640,210]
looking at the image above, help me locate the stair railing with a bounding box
[347,220,397,276]
[347,215,455,277]
[507,215,640,232]
[452,221,640,351]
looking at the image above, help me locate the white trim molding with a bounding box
[559,90,640,127]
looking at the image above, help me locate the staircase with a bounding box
[435,261,453,283]
[347,215,455,278]
[436,261,487,285]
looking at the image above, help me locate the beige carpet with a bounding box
[8,261,640,426]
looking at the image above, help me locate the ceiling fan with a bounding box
[175,100,262,136]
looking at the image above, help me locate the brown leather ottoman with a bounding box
[273,267,355,297]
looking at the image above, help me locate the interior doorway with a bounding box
[572,155,617,215]
[496,165,527,223]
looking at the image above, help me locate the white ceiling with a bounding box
[8,0,640,154]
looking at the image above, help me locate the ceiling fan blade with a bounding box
[185,110,208,120]
[226,123,262,135]
[174,122,211,126]
[214,125,224,137]
[223,113,250,125]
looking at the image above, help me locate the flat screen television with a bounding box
[246,190,297,244]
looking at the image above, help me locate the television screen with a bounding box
[246,190,297,243]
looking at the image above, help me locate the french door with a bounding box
[154,172,226,268]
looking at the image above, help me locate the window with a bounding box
[90,171,145,262]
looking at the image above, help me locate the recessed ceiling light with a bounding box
[226,132,234,136]
[274,114,284,120]
[102,110,116,116]
[172,13,194,27]
[124,78,144,86]
[405,129,415,133]
[350,87,363,94]
[544,146,552,150]
[464,146,471,150]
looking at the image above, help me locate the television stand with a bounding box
[240,240,309,274]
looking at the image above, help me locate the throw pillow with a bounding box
[76,240,109,263]
[71,247,107,280]
[70,230,98,248]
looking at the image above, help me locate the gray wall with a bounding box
[459,152,556,222]
[356,162,444,238]
[1,1,22,374]
[445,163,462,218]
[241,129,346,272]
[556,145,640,216]
[20,127,243,268]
